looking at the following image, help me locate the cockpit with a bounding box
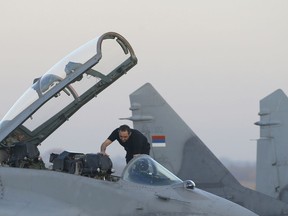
[122,155,182,186]
[48,152,183,187]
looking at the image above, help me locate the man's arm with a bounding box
[100,139,112,155]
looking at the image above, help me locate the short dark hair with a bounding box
[119,124,131,133]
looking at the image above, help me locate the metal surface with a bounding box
[0,155,257,216]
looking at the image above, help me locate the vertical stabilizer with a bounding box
[126,83,288,216]
[128,83,239,187]
[255,89,288,202]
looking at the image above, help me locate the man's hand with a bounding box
[100,151,109,156]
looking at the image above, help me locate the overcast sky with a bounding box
[0,0,287,164]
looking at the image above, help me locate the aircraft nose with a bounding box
[221,201,259,216]
[187,188,259,216]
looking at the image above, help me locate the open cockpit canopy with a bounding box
[0,32,137,148]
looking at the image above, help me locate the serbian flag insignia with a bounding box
[151,135,166,147]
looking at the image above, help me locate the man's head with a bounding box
[118,124,131,143]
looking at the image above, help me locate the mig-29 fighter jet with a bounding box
[0,33,257,216]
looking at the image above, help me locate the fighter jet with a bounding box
[255,89,288,203]
[126,82,288,216]
[0,33,257,216]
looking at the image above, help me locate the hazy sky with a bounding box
[0,0,287,164]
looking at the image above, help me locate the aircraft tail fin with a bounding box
[255,89,288,202]
[125,83,288,216]
[126,83,239,189]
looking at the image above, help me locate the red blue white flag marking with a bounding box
[151,135,166,147]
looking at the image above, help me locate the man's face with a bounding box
[119,131,130,143]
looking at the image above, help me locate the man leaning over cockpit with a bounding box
[99,124,150,164]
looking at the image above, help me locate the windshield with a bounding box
[122,155,182,186]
